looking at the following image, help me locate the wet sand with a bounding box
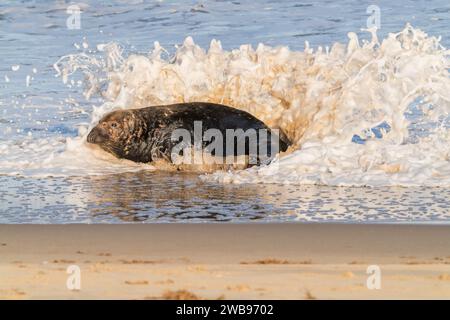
[0,224,449,299]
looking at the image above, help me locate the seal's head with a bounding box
[87,109,149,162]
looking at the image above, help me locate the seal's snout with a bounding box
[87,127,107,144]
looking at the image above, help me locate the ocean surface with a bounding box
[0,0,449,223]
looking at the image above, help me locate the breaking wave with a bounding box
[14,25,450,185]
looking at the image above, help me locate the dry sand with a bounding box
[0,224,449,299]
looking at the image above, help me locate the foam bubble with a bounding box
[4,25,450,186]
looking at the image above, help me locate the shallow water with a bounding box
[2,172,450,223]
[1,0,450,223]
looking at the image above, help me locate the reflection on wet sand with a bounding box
[0,172,450,223]
[84,171,285,222]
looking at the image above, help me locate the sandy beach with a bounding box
[0,224,449,300]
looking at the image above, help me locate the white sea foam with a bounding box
[0,135,154,177]
[4,25,450,186]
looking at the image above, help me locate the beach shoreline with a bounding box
[1,224,449,299]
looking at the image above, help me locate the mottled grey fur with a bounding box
[87,102,290,166]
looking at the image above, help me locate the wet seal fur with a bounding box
[87,102,290,170]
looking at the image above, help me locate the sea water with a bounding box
[0,0,449,223]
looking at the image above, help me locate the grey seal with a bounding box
[87,102,290,168]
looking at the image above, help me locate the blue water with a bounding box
[0,0,449,223]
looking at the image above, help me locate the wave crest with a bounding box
[53,24,450,186]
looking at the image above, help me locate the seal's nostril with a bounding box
[87,130,101,144]
[87,128,108,144]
